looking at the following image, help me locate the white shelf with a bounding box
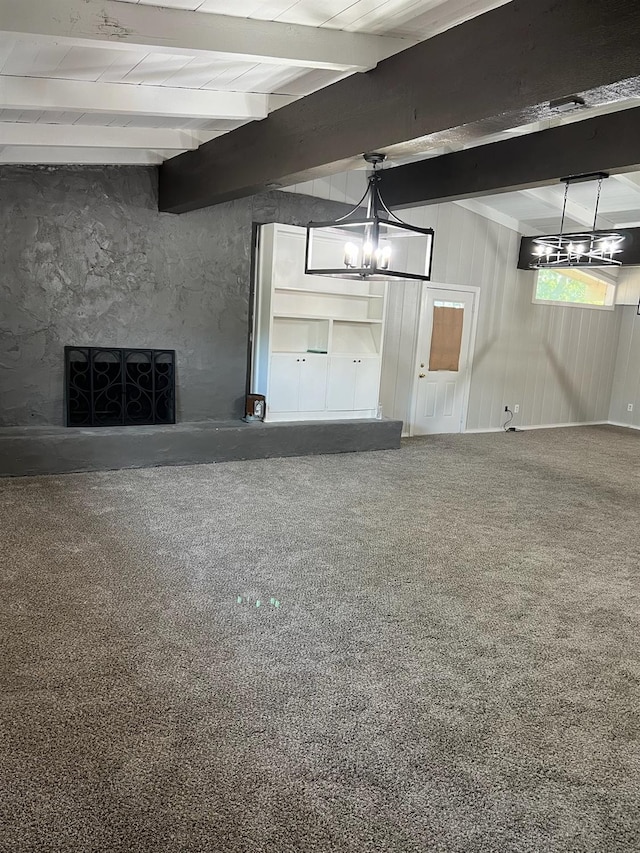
[327,353,378,358]
[274,287,384,299]
[272,316,329,353]
[332,318,383,324]
[274,313,382,323]
[333,321,382,355]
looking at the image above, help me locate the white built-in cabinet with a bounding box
[251,223,387,422]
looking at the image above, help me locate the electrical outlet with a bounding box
[628,403,634,412]
[514,404,520,414]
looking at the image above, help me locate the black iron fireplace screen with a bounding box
[65,347,176,427]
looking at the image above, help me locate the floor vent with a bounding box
[65,347,176,427]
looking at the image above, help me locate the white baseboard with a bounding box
[519,420,609,431]
[464,420,608,434]
[607,420,640,431]
[463,427,505,434]
[419,420,640,437]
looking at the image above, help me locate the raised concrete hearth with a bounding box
[0,418,403,477]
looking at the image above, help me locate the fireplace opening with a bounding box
[65,347,176,427]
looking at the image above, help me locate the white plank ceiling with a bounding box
[118,0,510,37]
[0,0,510,164]
[469,173,640,236]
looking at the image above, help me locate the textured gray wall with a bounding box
[0,165,349,427]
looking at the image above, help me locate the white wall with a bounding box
[609,306,640,428]
[284,172,368,207]
[615,267,640,305]
[285,172,627,433]
[380,203,621,431]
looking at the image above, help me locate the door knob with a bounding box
[419,373,426,378]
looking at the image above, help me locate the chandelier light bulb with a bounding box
[343,242,359,268]
[376,245,392,270]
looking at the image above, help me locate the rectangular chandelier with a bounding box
[530,232,625,268]
[527,172,626,270]
[305,153,435,282]
[305,217,434,282]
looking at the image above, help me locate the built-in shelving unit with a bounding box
[251,223,388,422]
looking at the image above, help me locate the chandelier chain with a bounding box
[560,181,569,234]
[593,177,603,231]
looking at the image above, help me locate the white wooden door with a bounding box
[299,356,328,412]
[412,288,476,435]
[354,357,380,410]
[269,354,301,413]
[326,356,358,410]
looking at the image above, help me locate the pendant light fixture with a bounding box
[530,172,625,268]
[305,153,434,281]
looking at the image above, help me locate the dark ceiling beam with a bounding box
[159,0,640,214]
[378,107,640,208]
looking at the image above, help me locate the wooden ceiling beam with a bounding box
[158,0,640,213]
[0,147,175,165]
[0,0,412,71]
[378,107,640,208]
[0,123,221,150]
[0,75,288,121]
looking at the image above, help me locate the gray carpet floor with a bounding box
[1,425,639,853]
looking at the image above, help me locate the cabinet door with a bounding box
[269,355,301,412]
[354,357,381,410]
[299,356,328,412]
[326,356,357,411]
